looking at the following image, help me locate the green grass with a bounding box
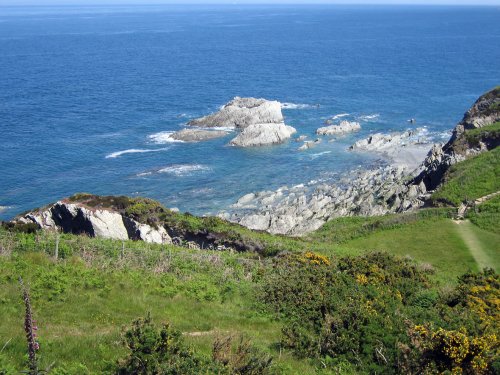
[0,247,315,374]
[464,121,500,145]
[467,194,500,234]
[431,146,500,206]
[336,218,485,284]
[1,201,499,373]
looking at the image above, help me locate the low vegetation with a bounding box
[467,195,500,234]
[431,147,500,206]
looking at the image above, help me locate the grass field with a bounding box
[1,200,499,374]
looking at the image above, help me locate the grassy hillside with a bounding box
[1,198,499,374]
[431,134,500,206]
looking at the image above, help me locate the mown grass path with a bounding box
[453,219,496,272]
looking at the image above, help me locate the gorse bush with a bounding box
[116,314,274,375]
[261,252,500,374]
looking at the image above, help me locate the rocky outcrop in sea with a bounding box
[224,87,500,235]
[188,97,296,147]
[230,123,297,147]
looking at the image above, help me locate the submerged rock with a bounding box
[316,120,361,135]
[229,123,296,147]
[188,97,284,129]
[169,128,229,142]
[298,141,314,151]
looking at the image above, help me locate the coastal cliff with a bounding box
[6,87,499,239]
[226,87,500,235]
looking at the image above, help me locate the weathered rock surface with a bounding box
[316,120,361,135]
[350,129,432,170]
[229,123,296,147]
[18,201,172,244]
[169,128,229,142]
[413,86,500,190]
[188,97,284,129]
[223,165,428,236]
[224,87,500,235]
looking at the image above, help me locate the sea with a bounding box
[1,4,499,220]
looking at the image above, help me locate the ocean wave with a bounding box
[0,206,11,214]
[105,148,168,159]
[138,164,212,177]
[148,131,185,144]
[281,103,316,110]
[330,113,350,120]
[358,114,380,121]
[309,151,332,160]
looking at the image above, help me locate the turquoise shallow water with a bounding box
[1,4,499,219]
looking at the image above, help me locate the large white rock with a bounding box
[18,201,171,244]
[188,97,284,129]
[134,222,171,244]
[229,123,296,147]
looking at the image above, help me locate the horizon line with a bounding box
[1,2,500,6]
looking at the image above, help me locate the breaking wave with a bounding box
[148,131,185,144]
[330,113,350,120]
[281,103,317,110]
[105,148,169,159]
[137,164,212,177]
[358,114,380,121]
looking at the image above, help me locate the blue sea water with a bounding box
[1,4,499,220]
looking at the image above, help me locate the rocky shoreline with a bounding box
[222,88,500,235]
[7,87,499,241]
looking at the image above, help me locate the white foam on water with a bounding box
[148,131,185,144]
[208,126,236,132]
[281,103,316,110]
[330,113,350,120]
[358,114,380,121]
[0,206,11,214]
[158,164,212,176]
[309,151,332,160]
[105,148,169,159]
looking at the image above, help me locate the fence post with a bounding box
[55,233,59,260]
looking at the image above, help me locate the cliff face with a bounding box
[12,194,265,252]
[413,87,500,191]
[18,200,172,244]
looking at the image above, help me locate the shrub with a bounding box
[116,313,214,375]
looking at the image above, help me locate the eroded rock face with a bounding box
[169,128,229,142]
[316,120,361,135]
[223,165,428,236]
[413,86,500,190]
[18,202,172,244]
[229,123,297,147]
[188,97,284,129]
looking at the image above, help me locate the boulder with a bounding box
[188,97,284,129]
[229,123,296,147]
